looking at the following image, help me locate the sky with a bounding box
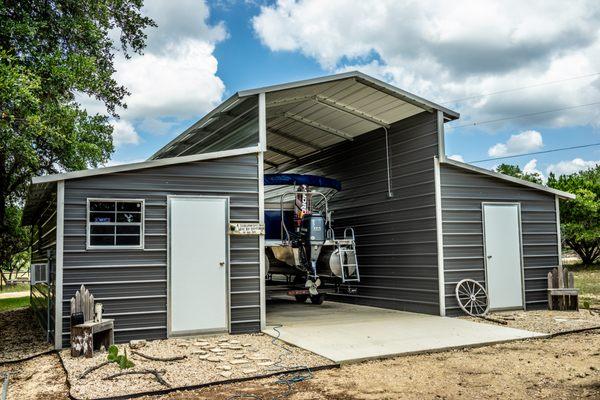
[85,0,600,179]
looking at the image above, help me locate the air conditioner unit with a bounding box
[30,263,49,285]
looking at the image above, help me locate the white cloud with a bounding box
[79,0,227,145]
[488,130,543,157]
[523,158,545,181]
[448,154,464,162]
[546,158,600,176]
[252,1,600,129]
[111,120,140,146]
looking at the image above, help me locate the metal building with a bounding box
[22,72,574,348]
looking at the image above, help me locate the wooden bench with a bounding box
[70,285,114,358]
[547,266,579,311]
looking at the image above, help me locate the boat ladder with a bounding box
[337,227,360,283]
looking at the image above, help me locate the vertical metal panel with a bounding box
[60,154,260,345]
[29,194,57,343]
[440,164,559,315]
[268,111,441,314]
[258,93,267,328]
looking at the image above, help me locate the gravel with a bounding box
[461,309,600,334]
[61,333,332,399]
[0,308,53,363]
[0,354,68,400]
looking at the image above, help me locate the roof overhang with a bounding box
[150,71,460,162]
[22,146,260,225]
[441,158,576,200]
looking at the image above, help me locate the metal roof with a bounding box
[441,158,575,199]
[150,71,460,163]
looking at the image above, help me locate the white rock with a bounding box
[230,359,249,365]
[257,361,275,366]
[229,340,240,345]
[217,338,229,343]
[197,354,210,360]
[207,356,222,362]
[241,343,252,347]
[217,365,232,371]
[233,354,246,359]
[210,347,225,353]
[242,368,258,374]
[194,341,210,347]
[129,339,146,349]
[191,350,208,355]
[220,371,233,378]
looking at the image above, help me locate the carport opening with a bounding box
[260,76,455,325]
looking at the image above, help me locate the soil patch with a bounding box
[0,354,68,400]
[461,309,600,334]
[61,333,332,399]
[0,308,53,363]
[152,329,600,400]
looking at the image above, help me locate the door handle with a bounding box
[487,255,492,259]
[219,261,225,267]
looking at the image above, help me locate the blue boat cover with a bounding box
[264,173,341,191]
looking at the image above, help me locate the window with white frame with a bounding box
[87,199,144,249]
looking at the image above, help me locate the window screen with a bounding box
[88,200,143,248]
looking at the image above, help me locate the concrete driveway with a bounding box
[264,300,546,363]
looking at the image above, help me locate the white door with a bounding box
[483,203,524,310]
[169,197,228,335]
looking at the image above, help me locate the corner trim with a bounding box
[258,92,267,330]
[433,157,446,316]
[54,181,64,349]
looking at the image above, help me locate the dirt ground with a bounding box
[4,329,598,400]
[152,329,600,400]
[462,309,600,334]
[0,308,53,363]
[61,334,331,399]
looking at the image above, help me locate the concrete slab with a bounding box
[264,300,546,363]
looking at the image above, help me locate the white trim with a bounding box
[555,195,563,272]
[481,202,526,311]
[433,157,446,316]
[437,110,446,162]
[259,93,267,152]
[54,181,64,349]
[86,198,145,250]
[258,153,266,329]
[32,146,261,185]
[166,195,231,337]
[441,158,575,199]
[258,93,267,329]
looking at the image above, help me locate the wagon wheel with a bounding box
[455,279,489,317]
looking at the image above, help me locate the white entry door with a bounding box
[169,197,228,335]
[483,203,524,310]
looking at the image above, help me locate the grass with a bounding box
[0,282,30,293]
[0,296,30,312]
[569,263,600,308]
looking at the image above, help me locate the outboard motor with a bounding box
[300,213,326,278]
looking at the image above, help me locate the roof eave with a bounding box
[31,146,260,185]
[440,158,576,200]
[237,71,460,120]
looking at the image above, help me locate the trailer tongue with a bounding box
[264,174,360,304]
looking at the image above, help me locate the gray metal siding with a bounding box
[61,154,260,345]
[30,195,57,340]
[440,164,559,315]
[271,112,441,314]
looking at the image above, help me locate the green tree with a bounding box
[0,1,155,270]
[547,166,600,266]
[495,163,543,184]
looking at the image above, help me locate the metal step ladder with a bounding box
[337,228,360,283]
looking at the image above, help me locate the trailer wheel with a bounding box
[294,294,309,303]
[310,294,325,305]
